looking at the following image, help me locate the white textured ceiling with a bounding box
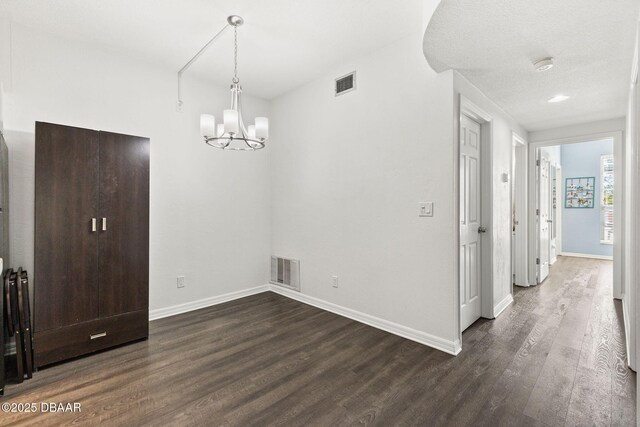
[424,0,640,131]
[0,0,423,100]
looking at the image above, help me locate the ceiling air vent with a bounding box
[270,256,300,291]
[335,71,356,96]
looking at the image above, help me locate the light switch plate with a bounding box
[419,202,434,217]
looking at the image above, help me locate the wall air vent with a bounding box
[270,256,300,291]
[335,71,356,96]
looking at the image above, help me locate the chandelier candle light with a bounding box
[197,15,269,150]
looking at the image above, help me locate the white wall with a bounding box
[529,118,626,143]
[0,16,8,134]
[270,33,459,351]
[0,23,271,313]
[453,72,527,314]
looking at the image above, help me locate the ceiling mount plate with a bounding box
[227,15,244,26]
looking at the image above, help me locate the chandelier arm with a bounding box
[177,22,232,108]
[205,135,264,151]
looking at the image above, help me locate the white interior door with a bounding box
[538,153,551,283]
[513,142,528,287]
[460,115,482,331]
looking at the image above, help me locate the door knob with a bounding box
[478,226,487,233]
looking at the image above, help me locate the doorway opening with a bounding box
[534,138,614,284]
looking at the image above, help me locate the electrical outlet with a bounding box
[419,202,434,217]
[331,275,339,288]
[177,276,185,288]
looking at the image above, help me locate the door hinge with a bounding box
[536,258,540,265]
[536,208,539,215]
[536,159,540,166]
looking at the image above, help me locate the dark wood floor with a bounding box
[1,256,635,426]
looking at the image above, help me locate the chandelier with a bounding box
[199,16,269,151]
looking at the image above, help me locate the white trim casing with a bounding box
[623,296,632,371]
[628,22,639,373]
[149,285,270,320]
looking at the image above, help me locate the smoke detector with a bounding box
[534,57,554,72]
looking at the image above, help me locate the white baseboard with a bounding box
[149,285,270,321]
[269,285,461,356]
[149,283,461,356]
[493,293,513,318]
[514,282,531,288]
[559,252,613,261]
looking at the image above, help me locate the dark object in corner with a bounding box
[19,269,33,378]
[3,268,33,383]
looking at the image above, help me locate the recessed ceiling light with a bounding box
[548,95,570,103]
[534,57,555,72]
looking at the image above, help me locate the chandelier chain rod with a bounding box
[233,25,239,84]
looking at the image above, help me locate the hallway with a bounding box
[477,256,635,425]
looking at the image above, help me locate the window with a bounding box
[600,155,614,244]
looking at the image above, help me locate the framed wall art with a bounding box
[565,176,595,208]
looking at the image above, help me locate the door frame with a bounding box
[549,163,557,265]
[552,164,563,260]
[512,132,529,287]
[527,131,623,295]
[456,95,494,346]
[627,36,638,372]
[537,151,552,283]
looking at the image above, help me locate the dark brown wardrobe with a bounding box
[34,122,149,367]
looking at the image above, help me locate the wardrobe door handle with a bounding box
[102,218,107,231]
[91,218,97,232]
[90,332,107,340]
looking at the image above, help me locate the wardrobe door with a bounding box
[98,131,149,317]
[35,122,100,330]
